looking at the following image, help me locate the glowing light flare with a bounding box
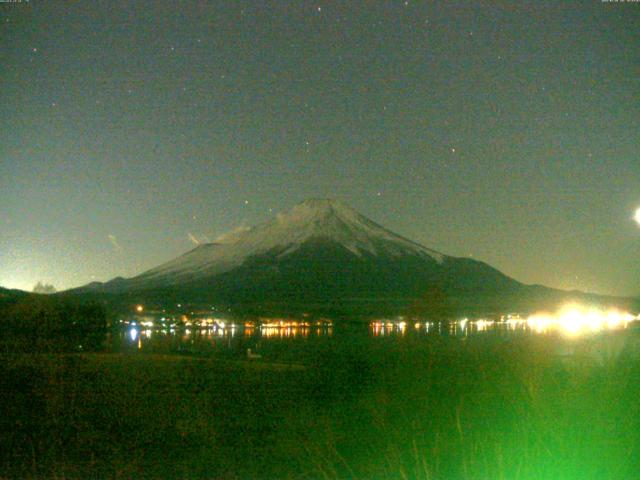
[526,314,553,333]
[260,325,310,339]
[634,207,640,226]
[558,308,585,336]
[474,319,494,332]
[526,304,635,337]
[505,317,526,330]
[244,327,255,337]
[259,319,312,329]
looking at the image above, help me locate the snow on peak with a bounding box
[276,198,369,231]
[278,198,358,222]
[136,198,444,282]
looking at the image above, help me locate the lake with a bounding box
[112,313,640,366]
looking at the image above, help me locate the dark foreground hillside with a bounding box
[2,332,640,479]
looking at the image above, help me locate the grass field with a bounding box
[1,331,639,479]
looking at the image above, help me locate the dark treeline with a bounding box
[0,296,107,353]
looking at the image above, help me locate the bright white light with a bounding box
[558,308,585,336]
[475,319,494,332]
[635,207,640,226]
[129,328,138,341]
[527,313,553,333]
[526,304,635,337]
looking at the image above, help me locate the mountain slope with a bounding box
[129,198,444,288]
[0,286,35,312]
[68,199,635,316]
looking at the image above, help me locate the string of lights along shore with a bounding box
[1,1,638,296]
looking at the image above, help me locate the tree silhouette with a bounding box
[32,282,57,294]
[408,285,454,321]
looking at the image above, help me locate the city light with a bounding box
[475,319,494,332]
[526,304,636,337]
[369,307,637,339]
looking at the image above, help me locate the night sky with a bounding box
[1,1,638,296]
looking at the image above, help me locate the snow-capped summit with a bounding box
[67,198,633,316]
[73,197,525,316]
[133,198,444,285]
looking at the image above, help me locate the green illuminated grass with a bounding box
[1,333,639,479]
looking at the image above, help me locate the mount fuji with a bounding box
[133,198,445,286]
[69,199,631,316]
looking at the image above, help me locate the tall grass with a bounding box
[1,330,639,479]
[282,333,640,479]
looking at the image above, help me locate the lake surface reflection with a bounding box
[112,311,640,362]
[113,320,336,358]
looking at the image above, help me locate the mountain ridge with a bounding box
[65,199,637,316]
[122,198,445,288]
